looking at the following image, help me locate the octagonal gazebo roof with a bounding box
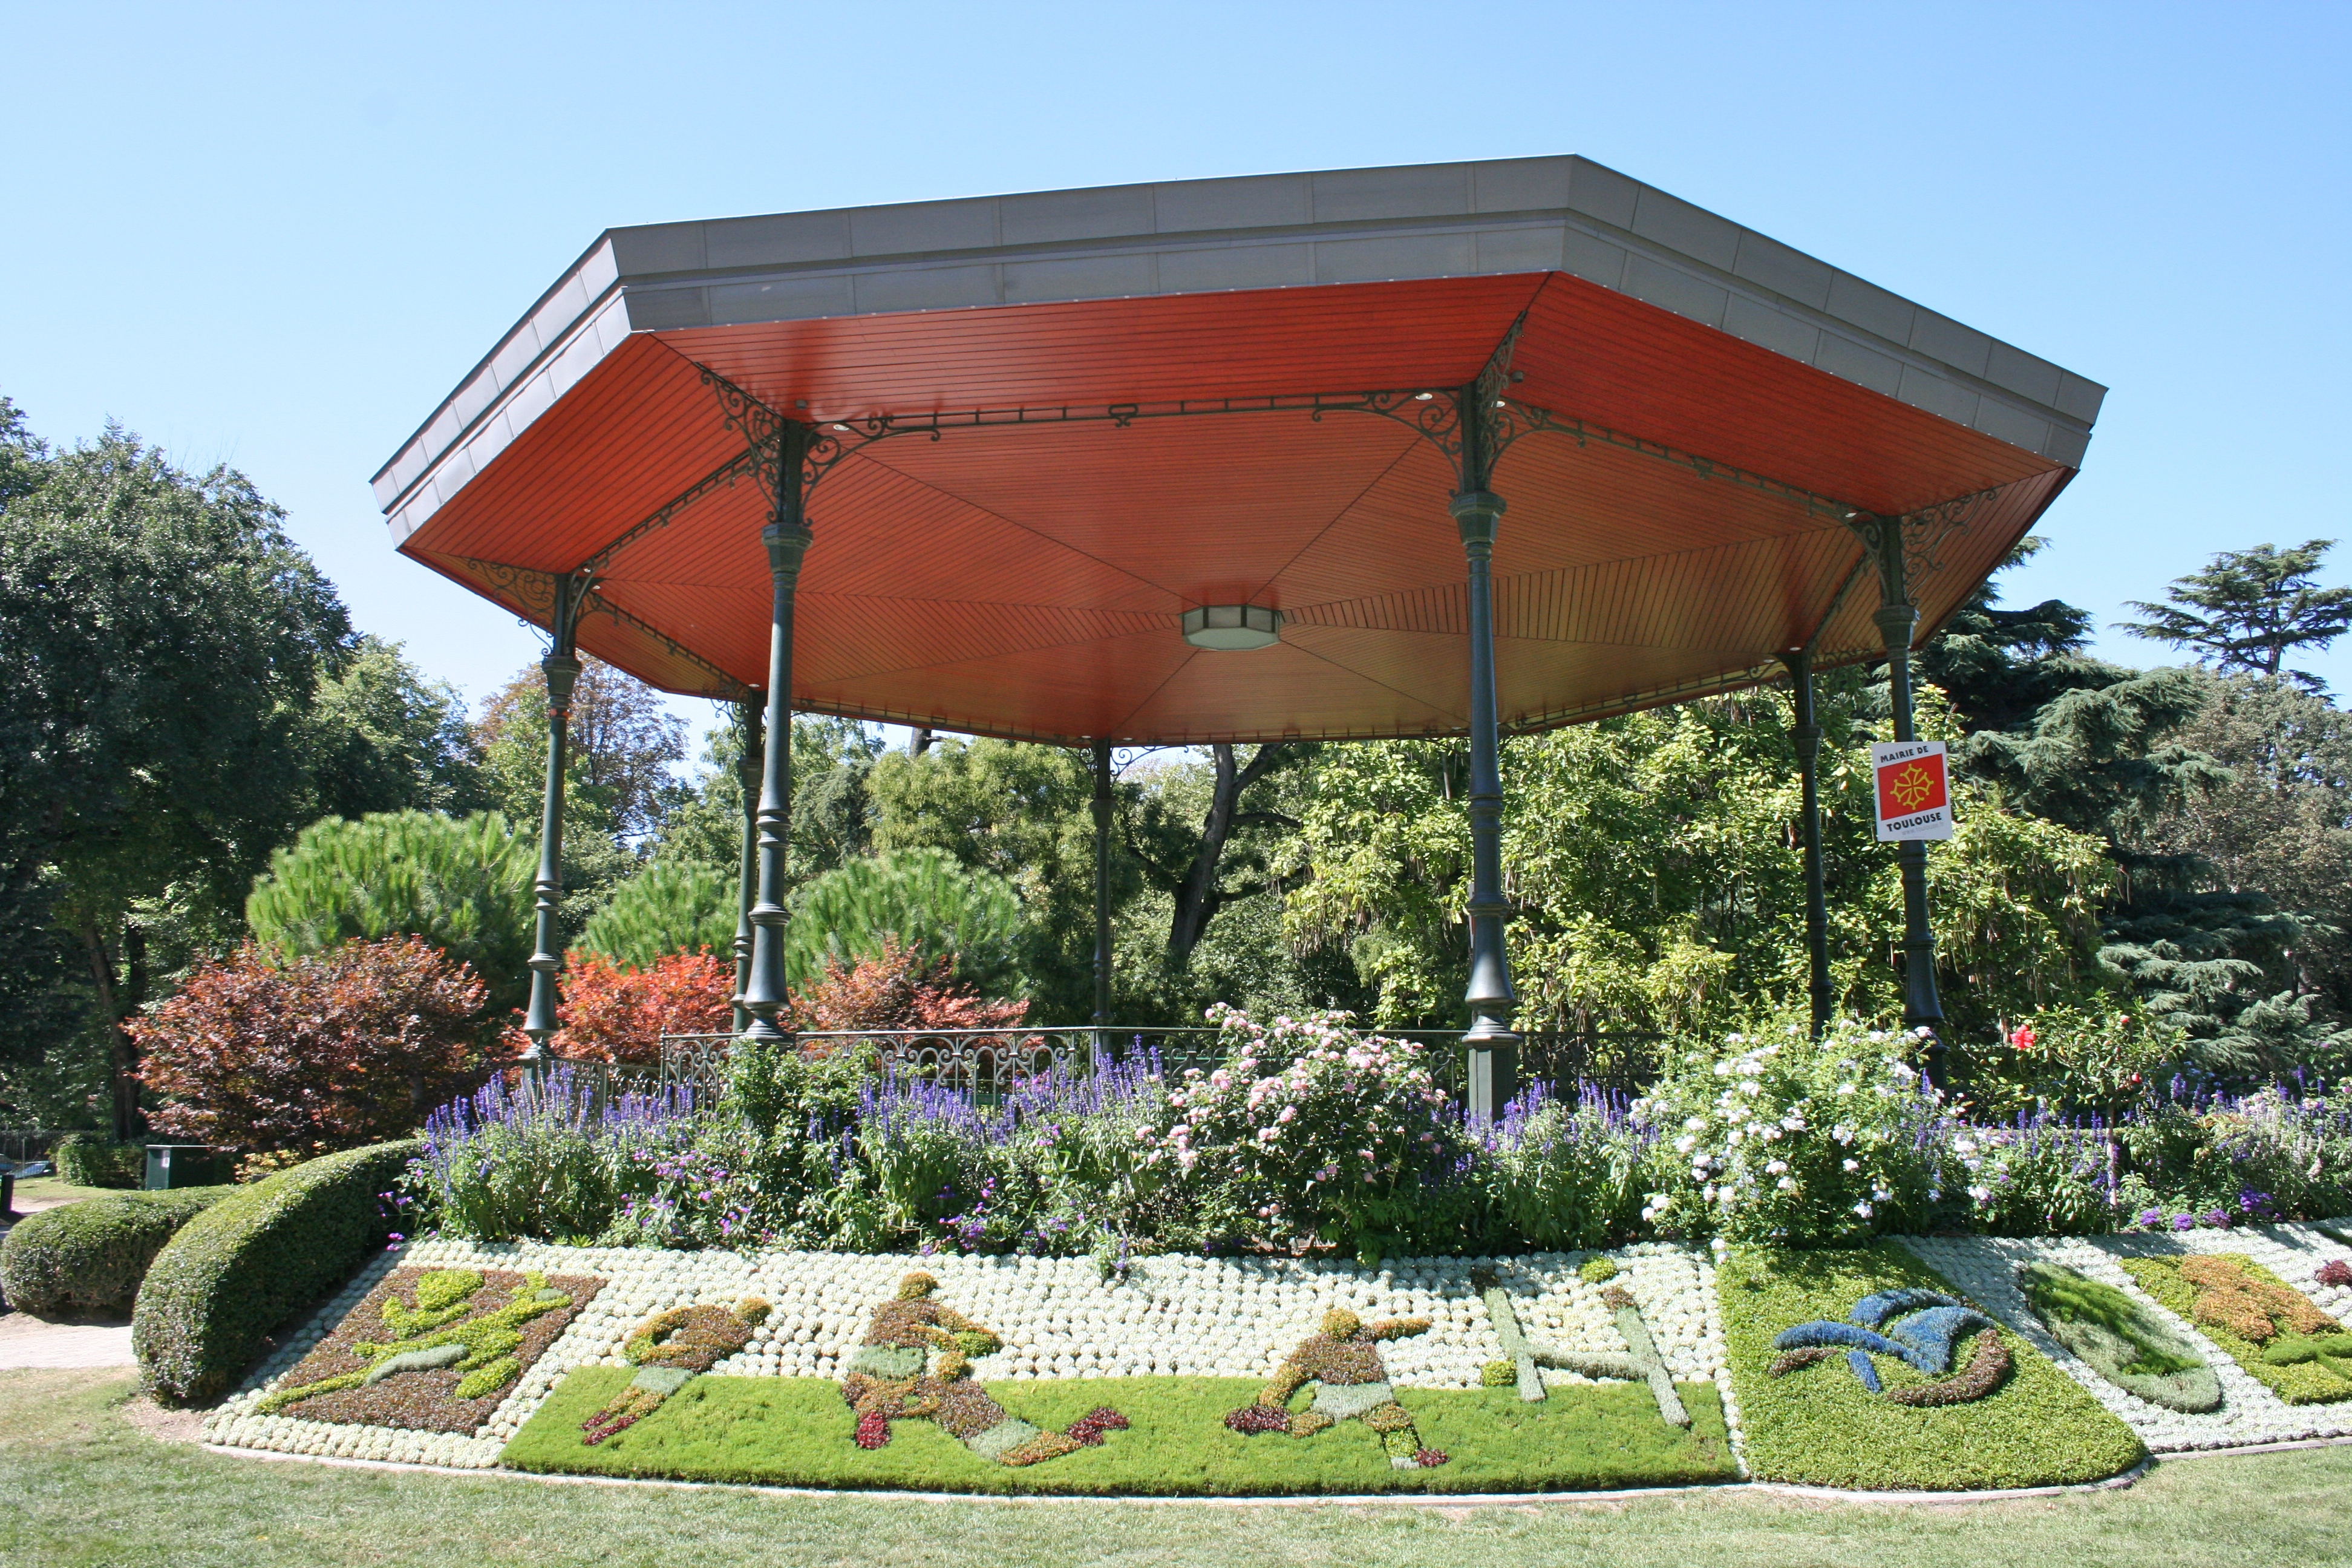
[374,155,2103,745]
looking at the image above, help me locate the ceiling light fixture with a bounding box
[1181,604,1282,651]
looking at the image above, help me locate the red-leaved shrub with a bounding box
[791,938,1028,1045]
[134,936,494,1156]
[514,948,736,1065]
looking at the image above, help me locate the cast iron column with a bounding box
[1091,740,1113,1059]
[520,574,584,1068]
[1872,518,1946,1060]
[1782,650,1833,1038]
[739,423,812,1043]
[730,697,764,1035]
[1454,384,1518,1121]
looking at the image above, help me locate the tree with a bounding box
[301,635,488,819]
[475,654,686,844]
[1121,742,1313,964]
[244,811,535,1014]
[577,860,736,969]
[2121,540,2352,690]
[132,936,491,1156]
[0,403,355,1137]
[652,710,878,883]
[868,738,1125,1019]
[517,949,734,1065]
[784,849,1028,995]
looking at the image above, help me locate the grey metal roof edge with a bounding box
[376,155,2107,531]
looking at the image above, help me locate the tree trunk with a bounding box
[81,921,145,1144]
[1167,743,1298,964]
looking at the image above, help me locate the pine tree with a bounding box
[2120,540,2352,691]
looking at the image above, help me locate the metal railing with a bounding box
[0,1128,88,1163]
[650,1025,1665,1105]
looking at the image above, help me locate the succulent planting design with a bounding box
[260,1266,599,1429]
[1769,1287,2013,1406]
[581,1296,773,1444]
[1472,1268,1690,1426]
[2015,1262,2220,1413]
[2117,1253,2352,1405]
[1224,1308,1448,1469]
[840,1271,1128,1466]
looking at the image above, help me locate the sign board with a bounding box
[1871,740,1953,841]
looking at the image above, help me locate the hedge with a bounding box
[133,1140,419,1405]
[53,1132,146,1189]
[0,1186,234,1318]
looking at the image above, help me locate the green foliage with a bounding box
[1456,1098,1650,1253]
[245,811,532,1013]
[577,861,736,968]
[0,1184,232,1317]
[52,1131,146,1188]
[133,1140,419,1404]
[506,1371,1736,1495]
[1717,1244,2144,1489]
[869,739,1115,1021]
[785,849,1027,995]
[0,404,370,1137]
[1289,683,2114,1043]
[653,713,880,886]
[2121,539,2352,689]
[299,635,488,821]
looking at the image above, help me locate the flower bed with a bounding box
[1716,1242,2146,1490]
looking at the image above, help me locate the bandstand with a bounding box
[371,155,2105,1109]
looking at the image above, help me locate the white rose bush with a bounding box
[1635,1019,1953,1246]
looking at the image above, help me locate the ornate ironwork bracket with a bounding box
[1840,485,2002,618]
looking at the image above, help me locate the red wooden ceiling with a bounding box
[402,271,2074,744]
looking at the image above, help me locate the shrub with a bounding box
[52,1131,145,1189]
[0,1186,232,1317]
[794,937,1029,1037]
[133,936,494,1157]
[786,850,1027,994]
[246,809,534,1012]
[1636,1021,1952,1247]
[1137,1007,1459,1265]
[408,1069,691,1243]
[517,948,736,1065]
[134,1140,419,1405]
[578,860,737,969]
[1462,1088,1652,1252]
[1965,1117,2118,1237]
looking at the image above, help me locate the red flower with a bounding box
[854,1410,892,1449]
[2007,1024,2037,1053]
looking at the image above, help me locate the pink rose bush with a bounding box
[1135,1005,1459,1264]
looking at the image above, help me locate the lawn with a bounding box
[5,1369,2351,1568]
[505,1370,1737,1495]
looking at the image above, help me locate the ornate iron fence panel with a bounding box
[658,1025,1664,1106]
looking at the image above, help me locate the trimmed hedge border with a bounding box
[0,1186,234,1318]
[134,1140,419,1406]
[53,1132,145,1189]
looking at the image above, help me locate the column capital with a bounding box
[1449,489,1506,543]
[539,652,582,713]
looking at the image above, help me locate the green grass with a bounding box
[1719,1243,2146,1491]
[10,1368,2352,1568]
[505,1370,1737,1495]
[2116,1253,2352,1405]
[6,1176,90,1215]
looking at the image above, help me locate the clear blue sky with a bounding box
[6,1,2348,734]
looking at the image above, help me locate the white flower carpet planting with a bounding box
[1901,1223,2352,1454]
[203,1238,1731,1471]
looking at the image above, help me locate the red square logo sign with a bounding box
[1870,741,1953,841]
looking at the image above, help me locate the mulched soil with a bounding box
[277,1266,603,1432]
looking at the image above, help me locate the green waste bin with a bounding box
[145,1145,230,1190]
